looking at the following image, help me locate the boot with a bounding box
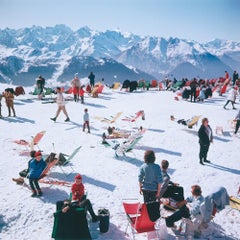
[31,190,37,197]
[204,158,211,163]
[200,159,204,165]
[65,117,70,122]
[37,190,42,196]
[50,117,56,122]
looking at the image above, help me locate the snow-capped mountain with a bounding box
[0,24,239,86]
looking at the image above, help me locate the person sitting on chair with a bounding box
[12,150,36,185]
[61,174,99,222]
[165,185,204,228]
[159,160,185,203]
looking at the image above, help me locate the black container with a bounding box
[98,208,110,233]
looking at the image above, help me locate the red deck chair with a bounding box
[151,79,158,88]
[122,110,145,122]
[13,130,46,153]
[122,200,158,239]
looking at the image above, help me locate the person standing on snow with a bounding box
[71,73,81,102]
[83,108,90,133]
[51,87,70,122]
[198,118,213,165]
[88,72,95,89]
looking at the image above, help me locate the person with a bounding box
[225,70,229,80]
[223,87,238,110]
[28,151,47,197]
[232,71,239,86]
[61,174,99,222]
[159,160,184,202]
[165,185,204,228]
[79,85,85,104]
[198,87,206,102]
[83,108,90,133]
[233,109,240,135]
[2,89,16,117]
[12,150,36,185]
[138,150,163,203]
[71,73,81,102]
[88,72,95,89]
[36,75,45,97]
[0,93,2,118]
[189,78,198,102]
[198,118,213,165]
[138,150,162,222]
[51,87,70,122]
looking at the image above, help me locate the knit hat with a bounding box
[35,151,42,157]
[75,174,82,180]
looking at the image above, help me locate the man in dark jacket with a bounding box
[190,78,198,102]
[198,118,213,165]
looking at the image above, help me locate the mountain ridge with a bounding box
[0,24,239,86]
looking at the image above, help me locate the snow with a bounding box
[0,83,240,240]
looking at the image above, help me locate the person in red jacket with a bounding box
[62,174,99,222]
[71,173,85,203]
[79,86,85,104]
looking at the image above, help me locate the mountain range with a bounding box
[0,24,240,86]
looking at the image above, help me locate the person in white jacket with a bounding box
[51,87,70,122]
[223,87,238,109]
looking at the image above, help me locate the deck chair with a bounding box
[57,146,82,175]
[115,133,143,157]
[40,158,59,179]
[122,110,145,122]
[13,130,46,153]
[122,199,159,240]
[94,112,123,125]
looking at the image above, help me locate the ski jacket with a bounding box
[71,183,85,201]
[28,158,46,179]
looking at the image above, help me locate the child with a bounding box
[28,151,46,197]
[83,108,90,133]
[79,85,85,104]
[63,174,98,222]
[71,173,85,203]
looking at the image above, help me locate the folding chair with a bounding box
[57,146,82,175]
[115,135,143,157]
[13,130,46,154]
[122,110,145,122]
[122,199,159,240]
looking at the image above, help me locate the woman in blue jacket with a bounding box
[28,151,46,197]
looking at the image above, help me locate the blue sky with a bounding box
[0,0,239,42]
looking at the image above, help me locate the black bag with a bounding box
[146,201,160,222]
[98,208,110,233]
